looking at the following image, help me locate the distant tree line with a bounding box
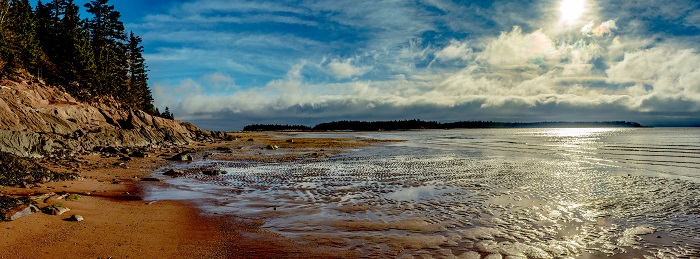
[0,0,157,115]
[314,119,439,131]
[244,120,644,131]
[243,124,312,131]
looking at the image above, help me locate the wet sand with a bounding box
[141,129,700,258]
[0,133,377,258]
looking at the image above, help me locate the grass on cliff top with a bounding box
[0,151,79,187]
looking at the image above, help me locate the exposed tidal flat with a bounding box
[147,128,700,258]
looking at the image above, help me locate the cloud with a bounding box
[326,59,371,79]
[133,0,700,130]
[433,40,472,62]
[606,47,700,106]
[478,27,557,69]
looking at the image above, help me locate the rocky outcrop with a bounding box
[0,76,224,157]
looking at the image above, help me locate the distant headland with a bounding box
[243,120,645,132]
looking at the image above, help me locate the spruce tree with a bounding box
[127,31,153,113]
[8,0,41,74]
[85,0,127,98]
[0,0,156,113]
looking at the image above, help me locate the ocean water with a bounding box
[145,128,700,258]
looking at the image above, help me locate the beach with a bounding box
[0,132,380,258]
[3,128,699,258]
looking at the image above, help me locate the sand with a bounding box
[0,132,382,259]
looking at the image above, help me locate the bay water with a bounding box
[146,128,700,258]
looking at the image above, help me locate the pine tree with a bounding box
[34,0,57,81]
[0,0,17,77]
[85,0,127,98]
[0,0,156,113]
[162,107,174,120]
[8,0,42,74]
[127,31,153,113]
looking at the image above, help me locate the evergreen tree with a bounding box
[126,31,153,113]
[0,0,156,114]
[84,0,127,98]
[37,0,94,95]
[34,0,57,81]
[8,0,42,74]
[161,107,174,120]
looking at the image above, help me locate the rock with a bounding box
[140,177,160,182]
[202,169,227,176]
[102,146,120,154]
[43,206,70,215]
[113,162,127,168]
[170,151,193,161]
[7,204,40,221]
[31,192,56,203]
[129,151,149,158]
[70,214,84,222]
[286,139,294,143]
[119,156,132,161]
[215,147,232,152]
[0,77,219,159]
[265,145,279,150]
[247,138,254,142]
[163,169,185,177]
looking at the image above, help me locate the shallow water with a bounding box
[145,128,700,258]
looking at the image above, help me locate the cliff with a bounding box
[0,75,224,157]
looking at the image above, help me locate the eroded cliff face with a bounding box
[0,77,223,157]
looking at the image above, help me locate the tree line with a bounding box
[244,120,645,131]
[0,0,157,115]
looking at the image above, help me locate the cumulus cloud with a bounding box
[326,59,371,79]
[479,27,557,69]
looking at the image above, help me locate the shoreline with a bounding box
[0,132,387,258]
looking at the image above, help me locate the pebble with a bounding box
[70,215,84,222]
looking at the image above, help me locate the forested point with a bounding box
[243,124,312,131]
[0,0,156,114]
[244,120,645,131]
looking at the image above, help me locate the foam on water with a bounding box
[144,128,700,258]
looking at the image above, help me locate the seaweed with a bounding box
[0,151,79,187]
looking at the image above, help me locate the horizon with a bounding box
[34,0,700,131]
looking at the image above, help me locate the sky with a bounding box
[62,0,700,130]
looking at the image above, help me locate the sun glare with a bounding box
[559,0,586,25]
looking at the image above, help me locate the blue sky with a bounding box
[65,0,700,129]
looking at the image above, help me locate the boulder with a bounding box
[43,206,70,215]
[170,152,193,161]
[265,145,279,150]
[129,151,149,158]
[102,146,120,154]
[6,204,40,221]
[163,169,185,177]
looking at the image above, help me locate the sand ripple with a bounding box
[147,129,700,258]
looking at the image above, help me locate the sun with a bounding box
[559,0,586,25]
